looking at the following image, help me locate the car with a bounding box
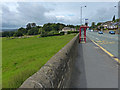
[98,31,103,34]
[109,31,115,34]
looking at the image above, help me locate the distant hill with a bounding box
[2,29,17,32]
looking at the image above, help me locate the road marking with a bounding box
[91,40,120,63]
[96,41,102,42]
[114,58,120,63]
[96,38,99,40]
[96,40,115,45]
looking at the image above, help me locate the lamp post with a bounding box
[80,5,86,25]
[113,4,120,34]
[114,5,117,19]
[118,1,120,34]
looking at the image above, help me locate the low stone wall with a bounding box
[20,34,79,88]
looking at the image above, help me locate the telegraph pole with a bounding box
[118,1,120,18]
[80,5,86,25]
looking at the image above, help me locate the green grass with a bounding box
[2,34,76,88]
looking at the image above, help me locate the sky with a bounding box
[0,1,119,29]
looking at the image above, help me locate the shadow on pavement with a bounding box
[70,43,87,88]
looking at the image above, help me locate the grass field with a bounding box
[2,34,76,88]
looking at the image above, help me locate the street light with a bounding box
[80,5,87,25]
[113,5,117,19]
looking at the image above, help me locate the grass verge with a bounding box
[2,34,76,88]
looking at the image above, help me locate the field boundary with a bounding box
[20,34,79,88]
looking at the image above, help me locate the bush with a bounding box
[48,33,60,36]
[60,32,65,35]
[40,32,48,37]
[67,31,79,34]
[13,31,23,37]
[67,31,71,34]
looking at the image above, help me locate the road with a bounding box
[87,31,119,59]
[70,32,118,88]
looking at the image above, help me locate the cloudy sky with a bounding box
[1,1,119,29]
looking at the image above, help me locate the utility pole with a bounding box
[81,7,82,25]
[80,5,86,25]
[118,1,120,34]
[114,4,119,33]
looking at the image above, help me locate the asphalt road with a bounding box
[70,37,118,88]
[86,31,119,59]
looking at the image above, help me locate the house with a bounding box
[62,27,76,32]
[71,28,76,31]
[62,27,72,32]
[59,27,76,34]
[100,21,118,30]
[112,22,119,29]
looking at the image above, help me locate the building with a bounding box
[71,28,76,31]
[62,27,76,32]
[101,21,112,29]
[62,27,72,32]
[59,27,76,34]
[100,21,118,30]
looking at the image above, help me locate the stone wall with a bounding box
[20,34,79,88]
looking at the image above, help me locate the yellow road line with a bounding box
[91,40,120,63]
[114,58,120,63]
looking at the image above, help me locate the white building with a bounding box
[62,27,76,32]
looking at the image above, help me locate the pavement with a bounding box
[70,37,118,88]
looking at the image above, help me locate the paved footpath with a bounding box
[70,38,118,88]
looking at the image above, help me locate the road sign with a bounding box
[85,19,88,26]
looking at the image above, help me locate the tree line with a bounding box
[1,23,79,37]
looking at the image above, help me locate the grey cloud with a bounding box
[2,5,23,28]
[2,2,118,28]
[88,7,118,24]
[2,2,56,28]
[2,2,83,28]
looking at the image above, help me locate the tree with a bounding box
[18,27,27,35]
[75,25,80,30]
[38,28,42,34]
[26,23,32,30]
[2,31,9,37]
[114,19,119,22]
[97,23,102,26]
[59,24,64,30]
[13,31,23,37]
[9,31,15,37]
[43,23,52,32]
[66,25,75,28]
[27,27,39,35]
[112,15,115,21]
[27,30,34,35]
[91,22,96,30]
